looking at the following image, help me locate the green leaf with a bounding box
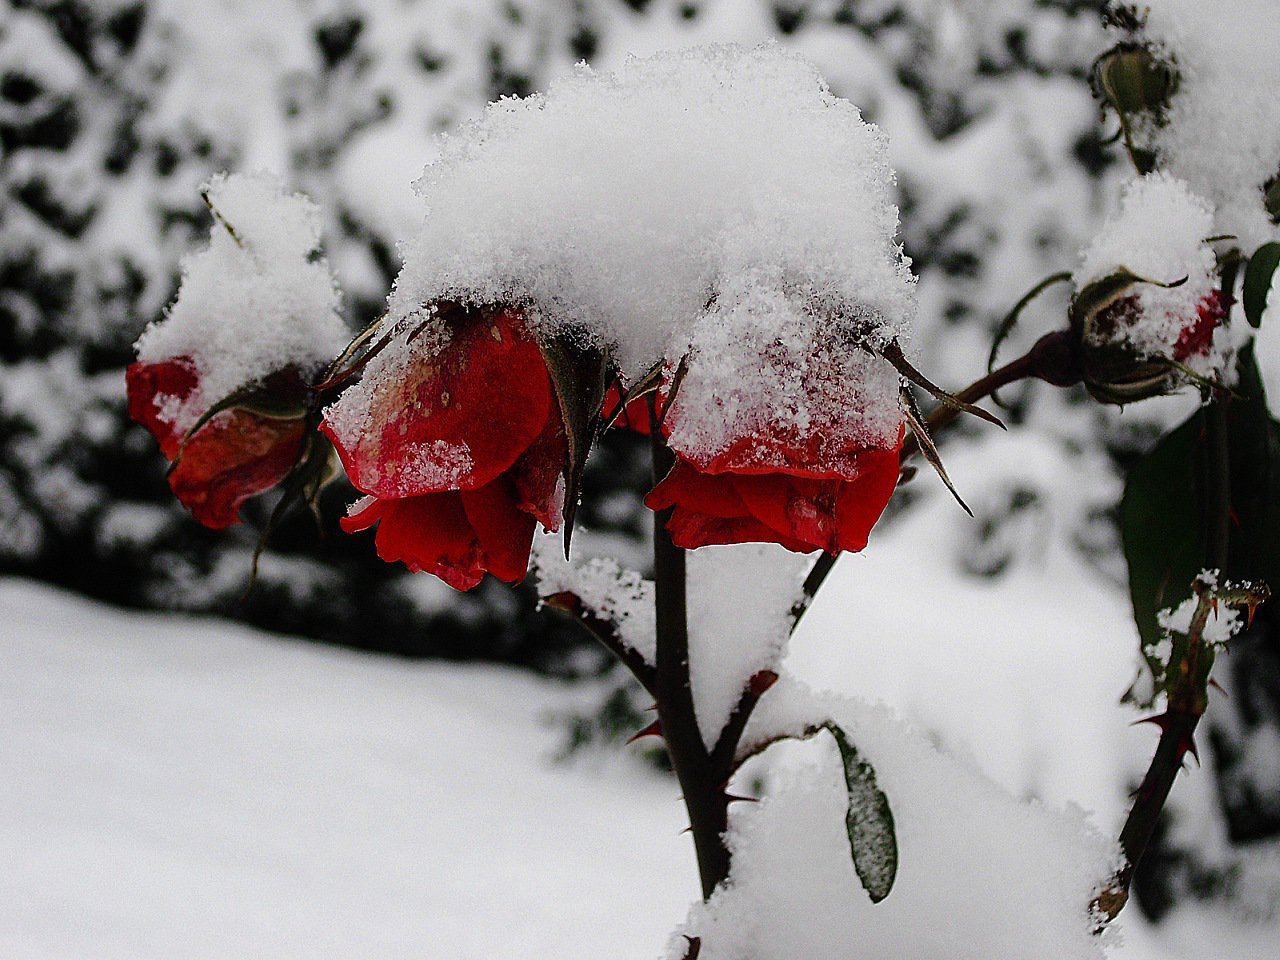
[1243,242,1280,328]
[538,334,609,553]
[824,723,898,903]
[1120,344,1280,651]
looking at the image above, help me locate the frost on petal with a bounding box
[1074,173,1227,379]
[322,308,554,499]
[125,357,200,458]
[664,284,904,475]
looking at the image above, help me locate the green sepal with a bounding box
[538,333,609,554]
[1243,242,1280,328]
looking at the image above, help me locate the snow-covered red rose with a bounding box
[127,173,349,527]
[1070,174,1231,404]
[321,304,568,591]
[640,288,906,555]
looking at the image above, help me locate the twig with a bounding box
[542,591,657,697]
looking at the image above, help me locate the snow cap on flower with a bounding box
[387,43,917,380]
[134,171,348,434]
[1070,173,1228,400]
[663,281,903,477]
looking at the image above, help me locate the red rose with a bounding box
[126,358,308,529]
[645,434,902,555]
[322,306,567,590]
[1172,290,1226,362]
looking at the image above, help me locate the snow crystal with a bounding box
[1137,0,1280,250]
[135,172,349,430]
[390,43,917,380]
[532,536,656,666]
[664,282,903,467]
[686,543,810,749]
[1074,173,1224,373]
[677,675,1121,960]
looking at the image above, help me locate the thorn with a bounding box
[682,935,702,960]
[1132,712,1174,733]
[1210,596,1220,618]
[1180,732,1200,765]
[748,669,779,697]
[1228,506,1241,529]
[680,826,691,835]
[1208,677,1228,698]
[645,702,659,712]
[626,720,662,744]
[724,793,758,804]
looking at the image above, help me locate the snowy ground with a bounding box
[3,456,1278,960]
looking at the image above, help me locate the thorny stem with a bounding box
[650,396,734,900]
[1103,403,1231,914]
[1098,273,1237,924]
[543,591,657,697]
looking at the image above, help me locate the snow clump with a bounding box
[135,172,348,431]
[387,43,917,380]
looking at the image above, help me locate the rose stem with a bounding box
[649,396,733,900]
[1098,269,1238,923]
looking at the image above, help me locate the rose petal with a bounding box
[325,307,554,499]
[167,409,305,529]
[126,357,201,458]
[356,492,487,591]
[509,412,568,531]
[460,480,538,584]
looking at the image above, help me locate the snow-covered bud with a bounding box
[1070,175,1228,405]
[129,172,349,527]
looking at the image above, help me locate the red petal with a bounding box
[831,445,901,553]
[126,357,200,459]
[647,460,816,553]
[460,480,538,585]
[167,409,305,529]
[362,492,488,591]
[646,459,752,519]
[509,411,567,531]
[324,308,554,499]
[1173,290,1226,362]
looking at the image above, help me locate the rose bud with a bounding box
[126,359,319,529]
[1069,175,1229,405]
